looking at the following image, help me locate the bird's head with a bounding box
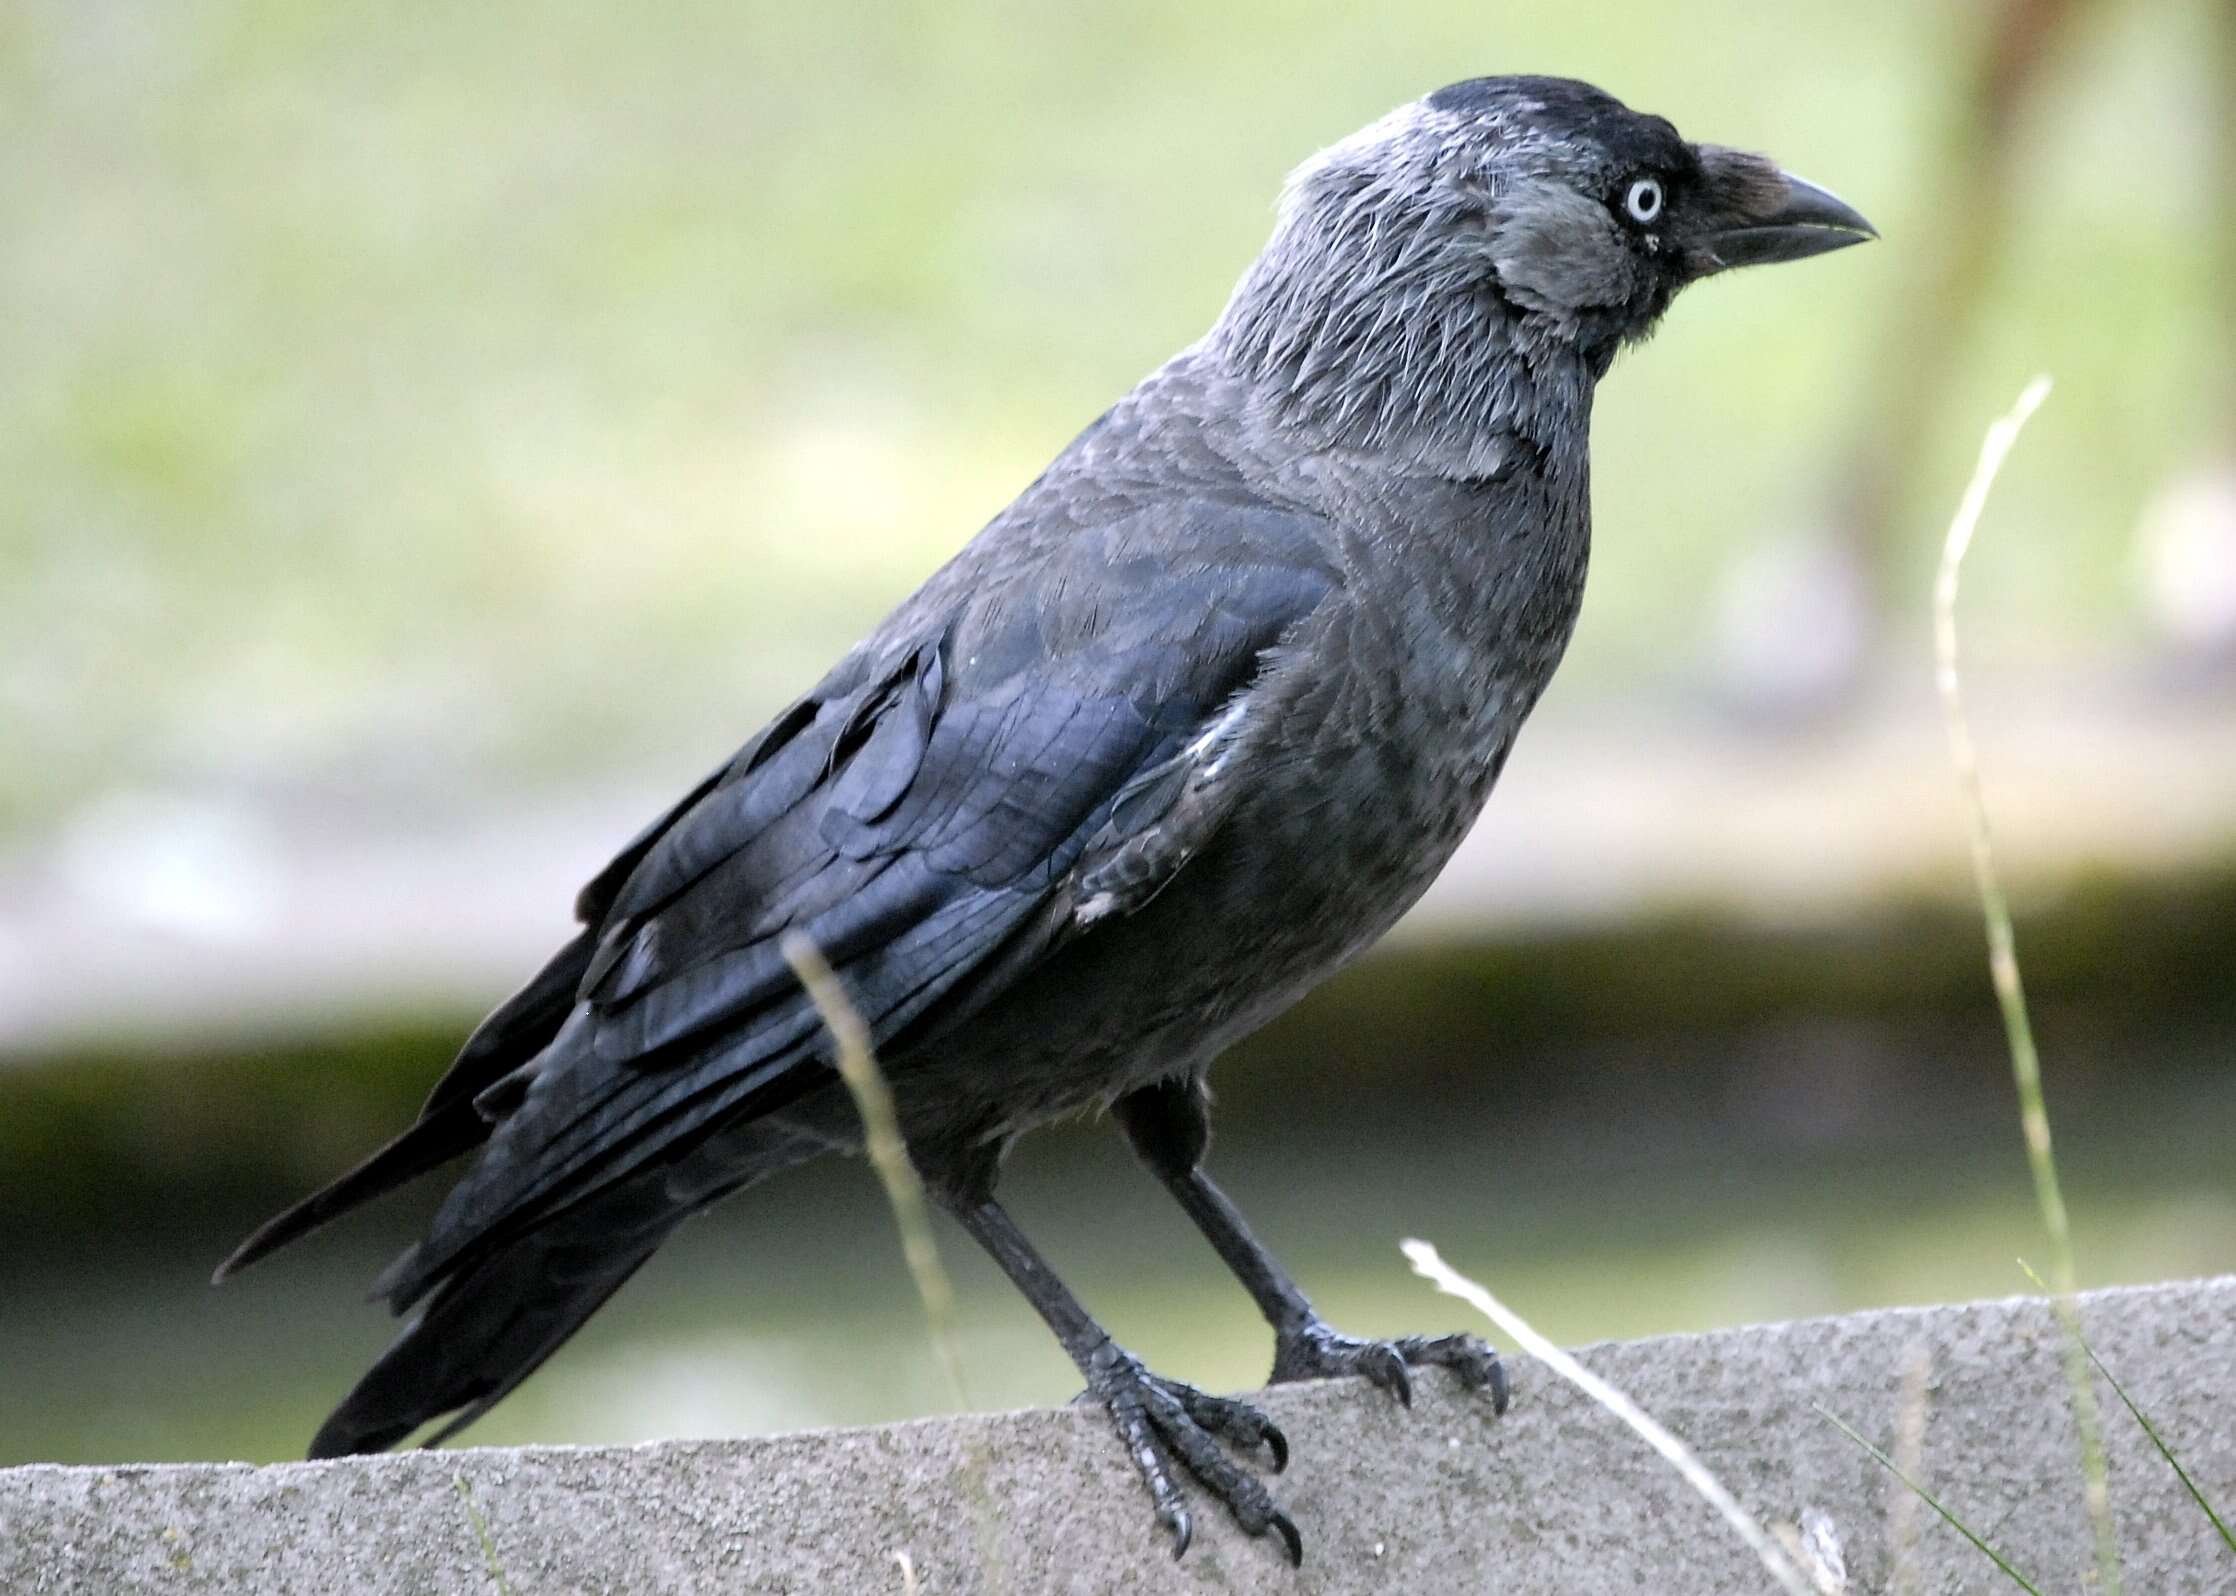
[1215,76,1875,468]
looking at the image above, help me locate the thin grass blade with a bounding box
[1815,1405,2043,1594]
[2016,1260,2236,1557]
[1933,375,2122,1591]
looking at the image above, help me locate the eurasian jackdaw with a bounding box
[219,75,1873,1563]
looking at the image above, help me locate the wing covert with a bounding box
[381,495,1339,1306]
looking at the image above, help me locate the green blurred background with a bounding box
[4,0,2233,1468]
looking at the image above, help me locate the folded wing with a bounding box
[362,497,1339,1308]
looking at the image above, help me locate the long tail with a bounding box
[213,929,597,1284]
[308,1171,687,1457]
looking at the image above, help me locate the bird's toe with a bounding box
[1156,1377,1290,1472]
[1138,1377,1303,1566]
[1090,1351,1302,1565]
[1358,1341,1413,1406]
[1393,1331,1509,1412]
[1273,1319,1507,1414]
[1102,1381,1195,1556]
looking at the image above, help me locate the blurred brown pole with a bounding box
[1826,0,2089,636]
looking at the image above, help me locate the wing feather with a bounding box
[377,496,1341,1308]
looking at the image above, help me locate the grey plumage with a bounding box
[220,74,1872,1560]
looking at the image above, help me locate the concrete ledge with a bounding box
[5,1279,2231,1594]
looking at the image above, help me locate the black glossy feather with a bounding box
[210,928,597,1282]
[366,495,1338,1313]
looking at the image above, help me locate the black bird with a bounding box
[218,75,1872,1563]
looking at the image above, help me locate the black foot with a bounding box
[1086,1344,1301,1566]
[1270,1320,1509,1413]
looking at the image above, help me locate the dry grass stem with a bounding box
[784,932,969,1411]
[451,1474,517,1596]
[1402,1238,1834,1596]
[1931,375,2120,1591]
[1887,1342,1933,1596]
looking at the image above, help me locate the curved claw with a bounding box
[1164,1505,1194,1562]
[1271,1510,1304,1568]
[1307,1333,1414,1406]
[1370,1344,1413,1408]
[1261,1417,1290,1474]
[1486,1355,1511,1416]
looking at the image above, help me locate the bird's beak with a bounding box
[1689,148,1877,277]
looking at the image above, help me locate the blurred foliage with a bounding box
[3,0,2228,830]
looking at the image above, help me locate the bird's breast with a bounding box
[898,460,1593,1137]
[1223,484,1590,953]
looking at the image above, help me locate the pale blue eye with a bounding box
[1624,177,1664,224]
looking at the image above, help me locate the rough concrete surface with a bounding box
[4,1278,2231,1594]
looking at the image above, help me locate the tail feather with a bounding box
[307,1175,684,1458]
[213,1106,486,1283]
[416,928,597,1119]
[213,929,597,1284]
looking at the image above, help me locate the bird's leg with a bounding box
[1115,1076,1508,1411]
[945,1193,1301,1565]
